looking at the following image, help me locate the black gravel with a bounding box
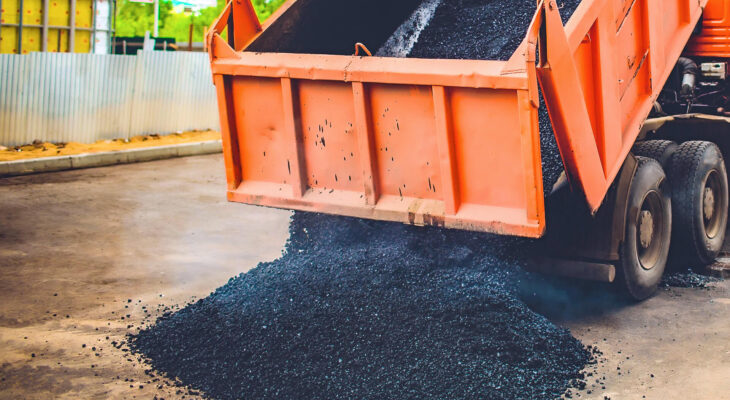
[130,212,592,400]
[408,0,579,61]
[661,269,720,289]
[537,100,565,196]
[247,0,423,55]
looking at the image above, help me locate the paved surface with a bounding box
[0,154,728,399]
[0,155,291,399]
[561,285,730,399]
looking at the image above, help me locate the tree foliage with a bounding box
[115,0,174,37]
[115,0,287,42]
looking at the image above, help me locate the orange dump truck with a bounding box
[207,0,730,299]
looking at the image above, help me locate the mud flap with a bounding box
[542,154,638,263]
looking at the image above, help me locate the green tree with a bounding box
[115,0,287,42]
[115,0,174,37]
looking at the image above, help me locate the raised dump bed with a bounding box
[206,0,706,238]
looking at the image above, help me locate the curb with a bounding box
[0,140,222,177]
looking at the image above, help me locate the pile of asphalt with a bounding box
[130,212,592,400]
[661,269,720,289]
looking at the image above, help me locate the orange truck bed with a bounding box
[207,0,706,238]
[686,0,730,58]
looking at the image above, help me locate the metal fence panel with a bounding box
[0,51,219,146]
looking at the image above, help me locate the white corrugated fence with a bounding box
[0,51,220,146]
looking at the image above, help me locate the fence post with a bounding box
[127,51,145,139]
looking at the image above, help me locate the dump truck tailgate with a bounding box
[213,53,544,236]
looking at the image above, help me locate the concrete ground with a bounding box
[0,154,728,399]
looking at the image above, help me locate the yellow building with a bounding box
[0,0,114,54]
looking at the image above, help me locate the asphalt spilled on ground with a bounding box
[127,211,721,400]
[130,213,593,400]
[661,269,721,289]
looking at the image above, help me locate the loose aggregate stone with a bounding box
[408,0,579,61]
[130,212,592,400]
[376,0,443,57]
[661,269,720,289]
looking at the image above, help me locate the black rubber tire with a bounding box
[667,141,729,266]
[618,157,672,300]
[632,140,678,168]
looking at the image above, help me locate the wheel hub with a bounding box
[703,170,725,239]
[639,210,654,249]
[704,186,715,222]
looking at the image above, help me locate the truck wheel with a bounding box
[618,157,672,300]
[668,141,729,266]
[632,140,678,168]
